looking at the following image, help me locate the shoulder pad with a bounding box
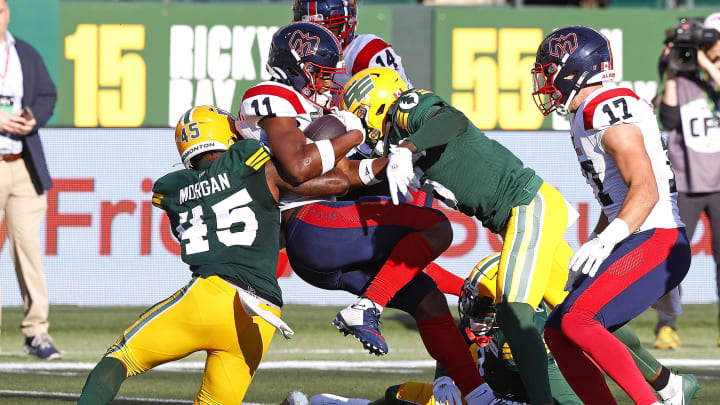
[241,83,309,118]
[583,88,642,131]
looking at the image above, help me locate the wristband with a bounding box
[358,158,381,185]
[315,139,335,175]
[598,218,630,247]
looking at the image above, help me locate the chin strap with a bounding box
[556,70,589,116]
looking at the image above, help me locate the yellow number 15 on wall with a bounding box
[66,24,147,127]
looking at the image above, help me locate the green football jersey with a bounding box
[388,89,543,233]
[152,139,283,305]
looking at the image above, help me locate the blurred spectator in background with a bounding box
[655,12,720,349]
[0,0,59,360]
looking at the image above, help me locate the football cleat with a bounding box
[333,297,388,356]
[660,368,701,405]
[654,326,680,350]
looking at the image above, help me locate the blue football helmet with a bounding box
[267,22,346,110]
[293,0,357,50]
[532,25,615,116]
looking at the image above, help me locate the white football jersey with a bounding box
[570,86,683,231]
[335,34,412,88]
[237,81,335,211]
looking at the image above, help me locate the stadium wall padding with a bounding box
[0,129,714,306]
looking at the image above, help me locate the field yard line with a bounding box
[0,358,718,373]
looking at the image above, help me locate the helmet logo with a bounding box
[343,74,375,108]
[548,33,578,58]
[289,30,320,57]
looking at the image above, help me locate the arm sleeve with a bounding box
[407,106,469,151]
[659,102,680,131]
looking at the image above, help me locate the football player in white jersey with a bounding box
[532,26,692,405]
[237,22,365,186]
[240,22,515,405]
[292,0,412,88]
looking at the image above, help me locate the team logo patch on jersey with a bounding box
[289,30,320,57]
[548,33,578,58]
[398,92,419,110]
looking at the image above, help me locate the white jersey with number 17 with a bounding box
[570,86,683,231]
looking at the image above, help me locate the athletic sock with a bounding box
[651,366,672,392]
[495,302,553,404]
[364,233,438,307]
[78,357,127,405]
[561,311,657,405]
[416,313,485,396]
[424,262,465,296]
[544,326,617,404]
[612,324,664,384]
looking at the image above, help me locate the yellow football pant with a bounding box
[496,182,572,309]
[105,275,279,404]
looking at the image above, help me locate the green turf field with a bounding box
[0,303,718,404]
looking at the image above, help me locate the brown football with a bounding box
[304,114,347,142]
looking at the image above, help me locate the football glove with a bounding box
[386,145,419,205]
[433,376,462,405]
[569,219,629,278]
[332,110,365,144]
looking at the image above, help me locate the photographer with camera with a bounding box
[654,12,720,350]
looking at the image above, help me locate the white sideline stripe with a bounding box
[0,389,195,403]
[1,359,719,372]
[0,360,436,372]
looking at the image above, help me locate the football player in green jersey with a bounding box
[78,105,350,405]
[288,253,696,405]
[341,67,576,405]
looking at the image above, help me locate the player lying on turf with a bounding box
[77,106,350,405]
[285,253,700,405]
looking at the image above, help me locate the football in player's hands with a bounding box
[304,115,347,142]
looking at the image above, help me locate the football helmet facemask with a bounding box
[341,67,408,157]
[293,0,358,50]
[175,105,237,169]
[532,25,615,116]
[459,255,500,347]
[267,22,346,111]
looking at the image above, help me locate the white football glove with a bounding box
[568,219,629,278]
[332,110,365,143]
[433,376,462,405]
[386,145,419,205]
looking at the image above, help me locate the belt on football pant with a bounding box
[218,274,282,309]
[1,152,22,162]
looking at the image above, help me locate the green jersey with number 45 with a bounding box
[152,139,283,305]
[388,89,543,233]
